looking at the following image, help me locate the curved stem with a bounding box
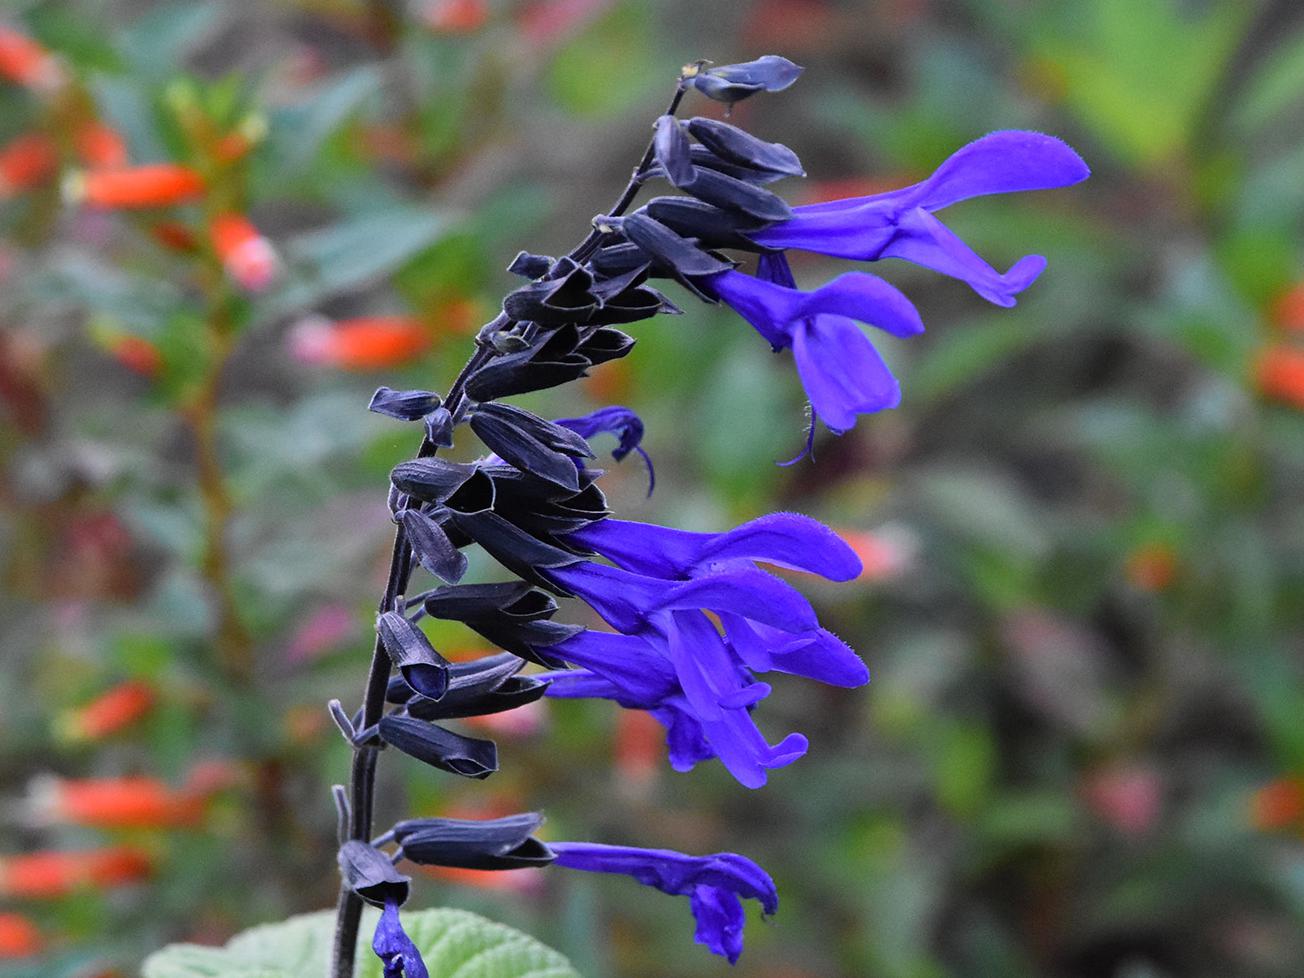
[328,74,690,978]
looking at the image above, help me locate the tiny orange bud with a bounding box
[0,27,64,91]
[211,213,277,292]
[74,120,129,169]
[58,679,156,741]
[0,913,42,957]
[0,132,57,197]
[1250,777,1304,832]
[289,316,431,370]
[69,164,204,209]
[1124,543,1177,593]
[1255,344,1304,410]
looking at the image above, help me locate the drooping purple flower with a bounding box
[550,842,778,963]
[373,899,430,978]
[705,261,923,432]
[555,405,655,493]
[751,130,1090,306]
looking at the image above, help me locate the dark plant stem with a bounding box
[328,77,689,978]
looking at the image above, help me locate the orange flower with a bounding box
[0,846,153,899]
[104,333,163,377]
[211,213,278,292]
[67,164,204,209]
[29,775,205,829]
[0,913,42,957]
[74,120,129,169]
[0,133,57,197]
[1124,543,1177,593]
[420,0,490,33]
[0,26,64,91]
[1250,777,1304,832]
[1255,344,1304,409]
[289,316,431,370]
[58,680,156,741]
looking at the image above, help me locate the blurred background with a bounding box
[2,1,1304,976]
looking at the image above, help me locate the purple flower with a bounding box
[537,513,867,786]
[751,130,1090,306]
[373,899,429,978]
[702,131,1088,433]
[550,842,778,963]
[555,405,655,492]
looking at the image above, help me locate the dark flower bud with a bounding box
[378,715,498,779]
[405,655,548,721]
[680,166,793,222]
[390,458,481,504]
[687,55,803,104]
[652,114,694,186]
[507,250,554,278]
[442,468,497,515]
[687,144,788,183]
[464,617,580,667]
[465,351,591,401]
[644,197,772,251]
[447,510,582,589]
[587,285,669,325]
[337,841,410,908]
[398,509,468,584]
[618,213,736,277]
[470,402,594,491]
[502,262,597,325]
[424,406,455,448]
[422,581,554,622]
[387,651,523,705]
[589,242,652,277]
[685,118,804,177]
[393,813,555,871]
[377,610,450,700]
[577,327,636,365]
[369,387,443,422]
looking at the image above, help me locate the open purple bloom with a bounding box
[537,513,866,786]
[706,261,923,432]
[373,899,429,978]
[550,842,777,963]
[751,130,1089,306]
[555,405,655,493]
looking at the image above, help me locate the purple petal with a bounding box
[791,315,900,432]
[690,885,747,963]
[881,208,1046,307]
[373,900,430,978]
[910,130,1091,212]
[722,614,869,688]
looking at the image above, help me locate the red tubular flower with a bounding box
[0,26,64,91]
[211,213,278,292]
[1125,543,1177,593]
[289,316,431,370]
[0,846,153,899]
[0,913,42,957]
[29,775,205,829]
[104,333,163,377]
[68,164,204,209]
[58,680,156,741]
[74,120,129,169]
[1250,777,1304,832]
[1256,344,1304,409]
[420,0,490,33]
[0,133,57,197]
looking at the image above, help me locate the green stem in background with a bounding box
[185,270,254,686]
[327,74,691,978]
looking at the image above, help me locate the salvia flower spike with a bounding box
[328,57,1086,976]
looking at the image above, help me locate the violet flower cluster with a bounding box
[328,55,1087,978]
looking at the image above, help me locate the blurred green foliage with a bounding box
[1,1,1304,978]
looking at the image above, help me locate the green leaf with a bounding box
[261,207,455,321]
[142,909,582,978]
